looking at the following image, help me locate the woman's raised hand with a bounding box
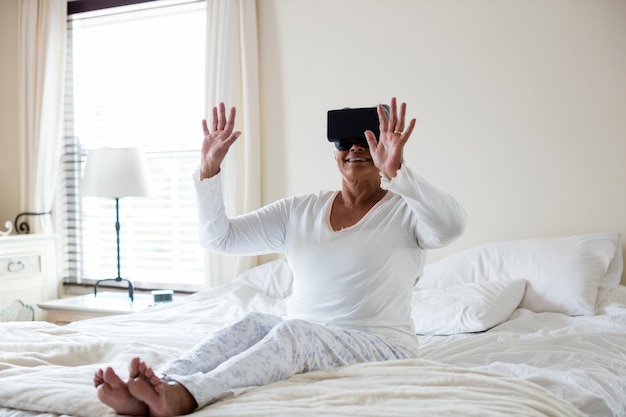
[365,97,416,179]
[200,103,241,179]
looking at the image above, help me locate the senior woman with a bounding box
[94,97,467,416]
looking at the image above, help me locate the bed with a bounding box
[1,232,625,417]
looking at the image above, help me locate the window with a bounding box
[57,0,207,291]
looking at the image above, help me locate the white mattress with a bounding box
[1,268,625,417]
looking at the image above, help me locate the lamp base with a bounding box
[94,277,134,301]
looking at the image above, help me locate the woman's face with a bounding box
[334,141,379,182]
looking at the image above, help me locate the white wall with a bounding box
[0,0,624,283]
[257,0,626,282]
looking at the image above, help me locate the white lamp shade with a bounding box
[81,148,151,198]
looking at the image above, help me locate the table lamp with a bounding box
[81,147,151,301]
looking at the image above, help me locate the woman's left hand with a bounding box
[365,97,416,178]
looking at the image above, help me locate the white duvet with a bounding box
[1,264,625,417]
[0,323,583,417]
[419,299,626,416]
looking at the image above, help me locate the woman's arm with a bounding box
[194,171,289,255]
[196,103,288,255]
[381,165,467,249]
[366,97,466,248]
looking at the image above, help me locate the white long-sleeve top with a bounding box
[194,165,466,350]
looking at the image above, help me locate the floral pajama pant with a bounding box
[158,312,417,408]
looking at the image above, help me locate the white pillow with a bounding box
[416,232,621,316]
[236,258,293,298]
[411,280,526,335]
[597,236,624,305]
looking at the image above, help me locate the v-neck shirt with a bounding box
[194,165,466,350]
[326,190,392,232]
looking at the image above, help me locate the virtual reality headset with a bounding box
[326,105,389,150]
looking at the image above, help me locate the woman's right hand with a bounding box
[200,102,241,180]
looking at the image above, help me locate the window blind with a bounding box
[56,0,206,291]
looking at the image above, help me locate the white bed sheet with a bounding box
[1,271,624,417]
[419,286,626,416]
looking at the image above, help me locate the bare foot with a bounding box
[94,366,148,416]
[127,359,198,417]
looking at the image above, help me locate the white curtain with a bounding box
[204,0,262,286]
[17,0,66,234]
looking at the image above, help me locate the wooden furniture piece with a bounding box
[0,234,57,320]
[37,292,154,325]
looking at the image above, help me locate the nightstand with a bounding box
[0,234,57,320]
[37,292,155,325]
